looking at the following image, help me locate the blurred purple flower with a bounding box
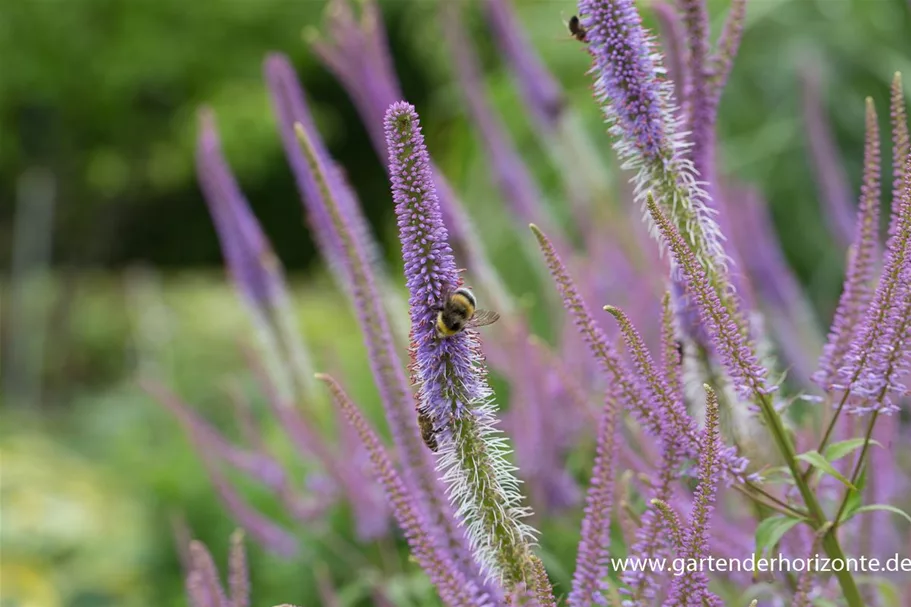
[482,0,565,133]
[800,65,856,249]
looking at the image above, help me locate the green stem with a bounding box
[754,393,863,606]
[802,390,851,483]
[739,481,808,519]
[831,411,879,528]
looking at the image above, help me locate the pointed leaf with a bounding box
[847,504,911,525]
[796,450,856,490]
[755,516,801,556]
[823,438,883,462]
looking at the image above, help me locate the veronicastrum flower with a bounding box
[567,396,619,607]
[842,155,911,413]
[578,0,731,295]
[800,66,856,249]
[185,532,250,607]
[482,0,565,132]
[385,101,543,592]
[665,385,724,607]
[292,117,485,582]
[644,193,770,400]
[814,98,881,392]
[317,374,490,607]
[531,224,749,480]
[196,110,317,401]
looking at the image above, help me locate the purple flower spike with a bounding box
[187,540,229,607]
[800,66,856,249]
[677,0,711,158]
[387,103,541,590]
[814,98,881,391]
[652,2,689,112]
[580,0,737,338]
[604,305,749,481]
[482,0,565,133]
[316,374,489,607]
[196,107,316,401]
[645,194,770,400]
[666,385,724,607]
[443,3,563,244]
[568,397,619,607]
[309,0,402,155]
[707,0,747,103]
[843,157,911,413]
[890,73,909,218]
[385,103,473,421]
[196,109,286,310]
[580,0,668,163]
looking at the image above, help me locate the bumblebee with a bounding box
[568,15,587,42]
[435,288,500,338]
[417,408,443,452]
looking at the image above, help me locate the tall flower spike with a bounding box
[677,0,712,164]
[442,2,564,245]
[707,0,747,104]
[567,395,619,607]
[890,73,909,223]
[315,374,488,607]
[294,122,483,581]
[645,193,770,400]
[578,0,741,339]
[814,98,881,391]
[800,66,855,249]
[666,385,724,607]
[386,103,542,591]
[482,0,565,133]
[844,157,911,413]
[309,0,512,314]
[188,541,228,607]
[196,108,316,401]
[652,2,689,112]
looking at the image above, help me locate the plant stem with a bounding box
[732,484,807,519]
[739,481,809,519]
[831,411,880,529]
[802,390,852,482]
[753,393,863,606]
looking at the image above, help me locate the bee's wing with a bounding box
[466,309,500,328]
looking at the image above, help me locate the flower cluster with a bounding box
[155,1,911,606]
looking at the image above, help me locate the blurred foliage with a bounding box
[2,0,911,605]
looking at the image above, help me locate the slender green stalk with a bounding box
[754,392,863,606]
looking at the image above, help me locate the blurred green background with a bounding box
[2,0,910,605]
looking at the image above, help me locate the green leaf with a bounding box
[755,516,801,556]
[796,450,856,490]
[823,438,883,462]
[843,465,868,520]
[847,504,911,525]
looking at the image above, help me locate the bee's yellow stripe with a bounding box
[436,313,458,336]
